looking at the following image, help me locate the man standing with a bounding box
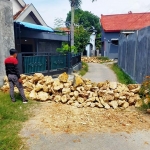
[4,49,28,103]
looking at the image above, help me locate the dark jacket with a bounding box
[4,57,20,78]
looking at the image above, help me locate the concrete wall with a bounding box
[118,26,150,83]
[0,0,15,86]
[38,40,62,53]
[101,28,119,59]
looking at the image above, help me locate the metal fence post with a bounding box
[67,52,73,74]
[133,31,138,80]
[17,53,23,74]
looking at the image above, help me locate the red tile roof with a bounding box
[101,12,150,32]
[13,5,29,20]
[59,27,70,32]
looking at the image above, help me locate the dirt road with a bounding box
[20,102,150,150]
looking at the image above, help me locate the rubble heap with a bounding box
[81,57,113,63]
[1,73,142,109]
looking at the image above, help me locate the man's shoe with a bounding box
[23,100,28,103]
[12,99,16,102]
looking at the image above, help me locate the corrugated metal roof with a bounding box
[15,21,54,32]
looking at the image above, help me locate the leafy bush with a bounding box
[79,61,88,76]
[57,43,77,54]
[111,63,135,84]
[139,76,150,109]
[97,56,109,61]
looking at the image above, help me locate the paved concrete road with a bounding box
[21,130,150,150]
[83,63,117,82]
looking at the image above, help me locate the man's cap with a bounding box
[9,49,17,55]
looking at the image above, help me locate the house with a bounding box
[100,12,150,59]
[11,0,47,25]
[10,0,68,53]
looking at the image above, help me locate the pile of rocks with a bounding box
[81,57,113,63]
[1,73,142,109]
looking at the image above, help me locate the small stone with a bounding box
[122,102,129,108]
[78,97,84,104]
[74,91,79,98]
[109,101,118,109]
[90,103,96,108]
[74,75,84,87]
[54,95,61,102]
[109,82,117,89]
[61,95,68,103]
[135,100,143,108]
[58,72,68,83]
[62,88,71,94]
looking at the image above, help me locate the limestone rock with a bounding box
[35,83,43,92]
[78,97,84,104]
[74,75,84,87]
[100,98,110,109]
[118,100,126,106]
[74,91,79,98]
[61,95,68,103]
[53,79,63,91]
[29,90,38,100]
[32,73,44,83]
[54,95,61,102]
[109,101,118,109]
[58,72,68,83]
[135,100,143,108]
[62,88,71,94]
[109,82,117,89]
[144,98,150,105]
[103,94,114,101]
[90,103,96,108]
[122,102,129,108]
[37,91,49,101]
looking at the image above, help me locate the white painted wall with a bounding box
[10,0,22,15]
[23,14,37,24]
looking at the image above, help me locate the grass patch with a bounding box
[79,61,88,76]
[110,63,135,84]
[0,91,36,150]
[97,56,109,61]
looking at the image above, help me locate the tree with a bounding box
[68,0,97,49]
[68,0,82,49]
[66,9,101,51]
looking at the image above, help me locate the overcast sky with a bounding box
[24,0,150,28]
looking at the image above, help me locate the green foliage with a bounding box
[79,61,88,76]
[97,56,109,61]
[57,43,77,54]
[74,25,90,52]
[66,9,101,51]
[0,92,35,150]
[66,9,101,33]
[111,63,135,85]
[69,0,82,8]
[139,76,150,110]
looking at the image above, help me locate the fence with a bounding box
[17,52,81,75]
[118,26,150,83]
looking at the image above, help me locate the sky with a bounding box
[24,0,150,28]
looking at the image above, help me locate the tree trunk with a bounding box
[71,6,74,50]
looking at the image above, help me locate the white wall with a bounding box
[10,0,22,15]
[23,14,37,24]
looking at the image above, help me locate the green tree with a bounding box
[68,0,82,48]
[66,9,101,51]
[68,0,97,48]
[74,25,89,52]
